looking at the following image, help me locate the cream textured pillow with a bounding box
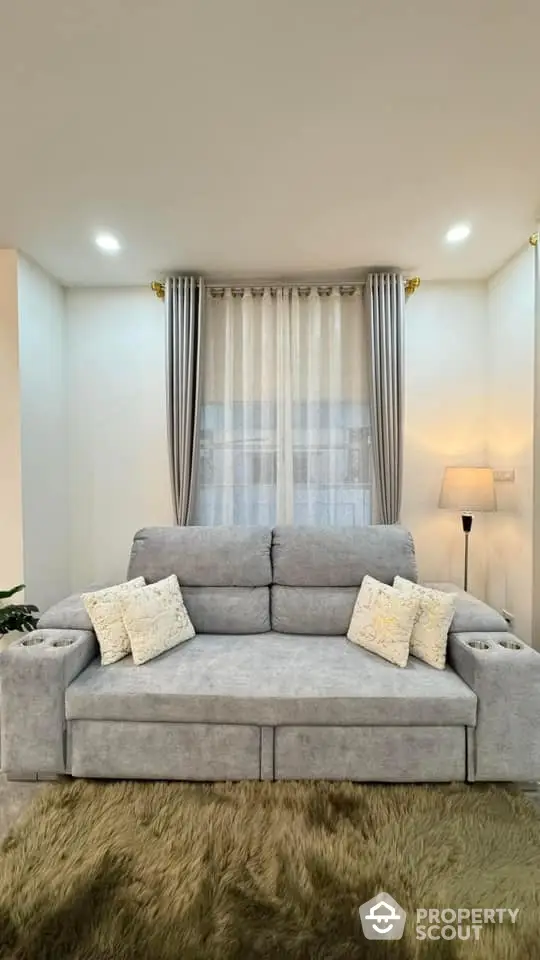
[393,576,457,670]
[119,574,195,666]
[82,578,145,665]
[347,575,419,668]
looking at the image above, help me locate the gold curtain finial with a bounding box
[405,276,421,296]
[151,280,165,300]
[529,233,539,247]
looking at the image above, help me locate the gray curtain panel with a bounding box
[367,273,405,524]
[165,276,204,525]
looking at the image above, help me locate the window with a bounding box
[196,286,371,526]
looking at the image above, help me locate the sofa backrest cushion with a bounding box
[272,525,418,587]
[271,525,417,634]
[127,526,272,634]
[181,587,270,634]
[271,586,358,635]
[128,526,272,587]
[38,586,270,636]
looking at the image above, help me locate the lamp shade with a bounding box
[439,466,496,512]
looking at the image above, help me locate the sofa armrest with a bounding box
[37,581,123,631]
[0,629,97,777]
[448,632,540,781]
[424,582,507,633]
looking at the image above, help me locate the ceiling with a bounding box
[1,0,539,286]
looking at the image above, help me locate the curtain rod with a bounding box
[151,276,421,300]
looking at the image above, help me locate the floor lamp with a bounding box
[439,466,497,592]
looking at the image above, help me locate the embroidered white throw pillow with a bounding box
[82,578,146,665]
[347,575,419,668]
[119,574,195,665]
[393,576,457,670]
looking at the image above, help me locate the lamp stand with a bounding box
[461,512,473,591]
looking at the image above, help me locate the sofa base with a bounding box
[4,773,66,782]
[68,720,262,780]
[275,725,467,781]
[60,720,470,783]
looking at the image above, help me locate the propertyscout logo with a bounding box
[359,892,519,942]
[359,894,406,940]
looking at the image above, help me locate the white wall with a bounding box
[0,250,24,591]
[67,288,172,590]
[402,283,489,596]
[486,246,535,643]
[17,255,70,611]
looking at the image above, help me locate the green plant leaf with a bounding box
[0,584,26,600]
[0,602,39,636]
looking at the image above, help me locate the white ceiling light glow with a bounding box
[445,223,471,244]
[95,232,121,253]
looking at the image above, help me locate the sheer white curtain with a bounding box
[290,287,371,525]
[195,285,371,526]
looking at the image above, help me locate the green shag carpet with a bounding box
[0,780,539,959]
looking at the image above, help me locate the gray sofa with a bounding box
[2,525,540,783]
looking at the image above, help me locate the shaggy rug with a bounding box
[0,780,539,959]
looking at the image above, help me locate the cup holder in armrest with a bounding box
[20,636,45,647]
[51,638,76,648]
[497,637,523,651]
[466,639,492,651]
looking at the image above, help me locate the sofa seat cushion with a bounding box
[66,634,477,727]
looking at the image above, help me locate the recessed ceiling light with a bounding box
[95,232,121,254]
[445,223,471,244]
